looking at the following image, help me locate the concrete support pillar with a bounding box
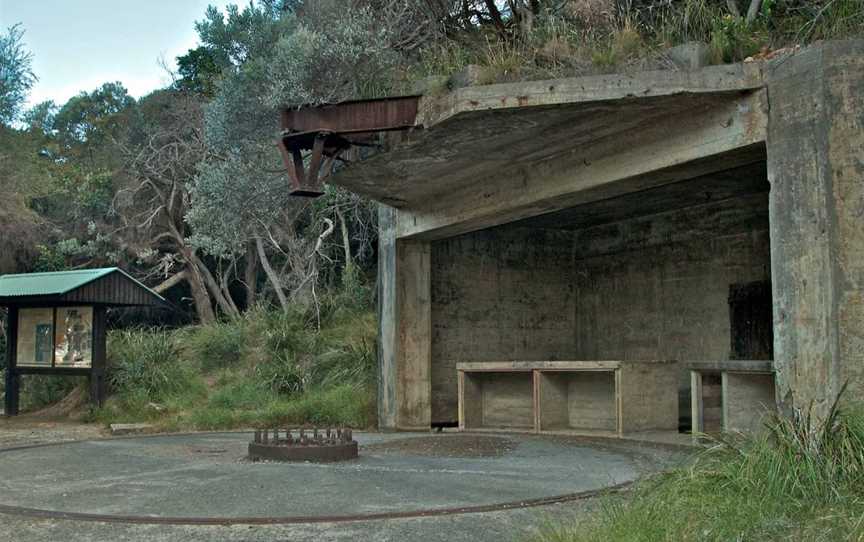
[377,205,432,430]
[766,42,864,420]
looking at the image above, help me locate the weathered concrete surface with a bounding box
[432,227,576,423]
[0,425,679,542]
[378,207,434,430]
[430,189,770,424]
[370,40,864,433]
[377,205,399,430]
[766,41,864,419]
[396,94,767,240]
[0,433,678,521]
[723,372,776,433]
[0,502,593,542]
[572,195,771,361]
[109,423,154,436]
[333,65,765,210]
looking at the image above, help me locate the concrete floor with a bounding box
[0,431,685,541]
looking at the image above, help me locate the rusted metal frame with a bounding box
[278,131,350,196]
[306,134,327,184]
[280,95,420,135]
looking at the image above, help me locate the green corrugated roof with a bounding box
[0,268,120,297]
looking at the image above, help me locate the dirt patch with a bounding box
[363,435,517,458]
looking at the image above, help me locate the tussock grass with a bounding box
[530,398,864,542]
[89,300,377,431]
[408,0,863,89]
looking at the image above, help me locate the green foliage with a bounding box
[530,403,864,542]
[107,328,203,401]
[93,300,377,431]
[175,46,227,96]
[264,3,403,107]
[53,82,134,153]
[710,13,769,63]
[0,24,36,125]
[187,148,289,257]
[181,319,247,371]
[33,225,123,271]
[22,100,57,133]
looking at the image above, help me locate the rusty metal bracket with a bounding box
[278,96,421,198]
[277,131,348,197]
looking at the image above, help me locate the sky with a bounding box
[0,0,235,109]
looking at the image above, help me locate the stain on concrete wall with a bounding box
[431,227,576,422]
[573,194,771,362]
[431,191,771,423]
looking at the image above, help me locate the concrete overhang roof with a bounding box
[324,63,766,208]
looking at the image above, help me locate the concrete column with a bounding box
[377,205,399,430]
[766,41,864,420]
[378,205,432,430]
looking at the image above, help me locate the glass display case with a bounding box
[16,308,54,368]
[15,307,93,369]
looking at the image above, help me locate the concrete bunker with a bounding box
[278,41,864,437]
[432,162,773,434]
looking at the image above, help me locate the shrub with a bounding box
[182,320,246,372]
[107,328,202,401]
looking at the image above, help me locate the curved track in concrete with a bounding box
[0,432,676,525]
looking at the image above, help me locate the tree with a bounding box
[22,100,57,134]
[116,90,239,323]
[53,82,135,165]
[0,24,36,125]
[188,1,397,314]
[175,46,228,96]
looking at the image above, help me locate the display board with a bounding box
[15,306,93,369]
[16,308,54,367]
[54,307,93,368]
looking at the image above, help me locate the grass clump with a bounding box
[181,319,246,372]
[530,399,864,542]
[90,298,377,431]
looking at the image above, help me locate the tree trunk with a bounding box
[185,263,217,323]
[335,206,352,269]
[219,261,241,317]
[188,251,240,319]
[244,241,258,310]
[154,270,189,293]
[256,236,290,312]
[726,0,741,18]
[746,0,763,23]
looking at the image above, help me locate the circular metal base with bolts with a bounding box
[247,427,358,463]
[248,440,358,463]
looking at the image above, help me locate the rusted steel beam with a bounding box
[278,96,421,198]
[281,95,421,135]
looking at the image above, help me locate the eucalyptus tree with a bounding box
[115,90,240,323]
[0,24,36,125]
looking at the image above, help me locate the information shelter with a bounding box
[1,268,165,415]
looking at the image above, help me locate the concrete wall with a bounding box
[431,228,577,422]
[723,372,776,433]
[430,192,771,423]
[766,41,864,419]
[573,193,771,361]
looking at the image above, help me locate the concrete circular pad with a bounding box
[0,432,676,524]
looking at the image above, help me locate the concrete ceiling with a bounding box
[512,161,769,231]
[326,64,765,208]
